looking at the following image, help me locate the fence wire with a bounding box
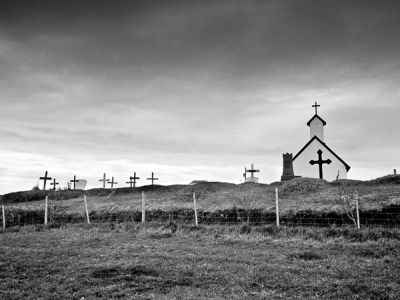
[1,185,400,228]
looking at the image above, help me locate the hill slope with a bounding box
[2,176,400,214]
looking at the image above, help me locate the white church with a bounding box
[281,102,350,181]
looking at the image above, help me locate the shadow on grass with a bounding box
[92,265,159,279]
[288,251,324,261]
[90,265,195,295]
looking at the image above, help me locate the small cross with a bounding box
[126,177,134,188]
[50,178,59,190]
[309,149,332,179]
[312,101,320,115]
[99,173,110,189]
[126,172,140,188]
[40,171,52,190]
[147,172,158,185]
[108,176,118,190]
[132,172,140,187]
[243,167,247,180]
[246,164,260,179]
[70,175,80,190]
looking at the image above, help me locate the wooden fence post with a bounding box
[275,187,280,228]
[44,196,48,225]
[2,205,5,231]
[193,192,198,227]
[84,195,90,224]
[141,191,145,223]
[355,191,360,229]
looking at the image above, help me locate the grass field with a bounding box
[1,223,399,299]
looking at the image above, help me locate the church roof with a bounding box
[306,114,327,126]
[293,135,351,171]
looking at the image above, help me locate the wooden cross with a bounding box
[99,173,110,189]
[246,164,259,179]
[70,175,80,190]
[126,177,134,188]
[309,149,332,179]
[50,178,59,191]
[126,172,140,188]
[243,167,247,180]
[132,172,140,188]
[108,176,118,190]
[312,101,320,115]
[40,171,52,190]
[147,172,158,185]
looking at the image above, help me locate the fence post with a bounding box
[275,187,280,228]
[2,205,5,231]
[355,191,360,229]
[84,195,90,224]
[44,196,48,226]
[141,191,145,223]
[193,192,198,227]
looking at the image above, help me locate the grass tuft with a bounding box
[239,224,252,234]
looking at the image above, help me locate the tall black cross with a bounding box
[108,176,118,190]
[99,173,110,189]
[309,149,332,179]
[70,175,80,190]
[40,171,52,190]
[50,178,59,190]
[312,101,320,114]
[246,164,259,180]
[147,172,158,185]
[126,172,140,188]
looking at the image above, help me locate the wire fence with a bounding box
[1,185,400,229]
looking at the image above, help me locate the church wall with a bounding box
[293,139,347,181]
[310,118,324,141]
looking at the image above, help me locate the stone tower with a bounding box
[281,153,296,181]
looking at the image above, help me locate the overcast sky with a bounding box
[1,0,399,194]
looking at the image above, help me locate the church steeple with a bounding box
[306,101,326,141]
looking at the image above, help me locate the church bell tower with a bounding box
[306,101,326,141]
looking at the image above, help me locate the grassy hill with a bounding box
[2,176,400,215]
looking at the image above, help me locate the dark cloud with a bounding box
[1,0,400,193]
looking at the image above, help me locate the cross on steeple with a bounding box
[309,149,332,179]
[50,178,59,190]
[99,173,110,189]
[70,175,80,190]
[312,101,320,115]
[147,172,158,185]
[40,171,52,190]
[126,172,140,188]
[108,176,118,190]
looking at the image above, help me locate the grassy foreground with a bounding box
[1,224,399,299]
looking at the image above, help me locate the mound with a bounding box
[137,184,186,193]
[366,175,400,185]
[330,179,363,186]
[238,182,272,195]
[177,181,237,196]
[1,189,86,204]
[279,177,329,194]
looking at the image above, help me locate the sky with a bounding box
[1,0,400,194]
